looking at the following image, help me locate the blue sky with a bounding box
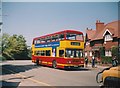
[2,2,118,46]
[2,0,120,2]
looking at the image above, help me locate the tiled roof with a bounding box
[92,20,119,41]
[104,20,119,37]
[86,29,96,40]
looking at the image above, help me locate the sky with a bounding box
[2,2,118,46]
[2,0,120,2]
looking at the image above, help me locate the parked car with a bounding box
[96,65,120,87]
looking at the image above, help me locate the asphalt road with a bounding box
[1,60,105,87]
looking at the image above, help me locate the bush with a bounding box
[99,46,105,57]
[101,56,112,64]
[111,46,118,58]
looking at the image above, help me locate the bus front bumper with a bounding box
[64,64,84,69]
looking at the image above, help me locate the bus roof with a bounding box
[33,29,83,40]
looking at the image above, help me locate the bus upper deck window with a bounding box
[59,34,64,40]
[36,39,41,44]
[33,40,37,44]
[76,34,83,41]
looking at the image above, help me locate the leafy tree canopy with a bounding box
[1,33,31,60]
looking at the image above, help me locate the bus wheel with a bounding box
[36,59,39,66]
[52,60,57,68]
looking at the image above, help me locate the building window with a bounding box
[105,50,112,57]
[104,34,113,41]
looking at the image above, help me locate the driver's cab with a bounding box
[57,47,83,59]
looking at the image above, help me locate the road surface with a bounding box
[1,60,106,87]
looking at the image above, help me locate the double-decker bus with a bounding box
[32,30,84,69]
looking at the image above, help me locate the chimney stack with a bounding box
[96,20,104,33]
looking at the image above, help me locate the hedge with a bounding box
[101,56,112,64]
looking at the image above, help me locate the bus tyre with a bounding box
[36,59,39,66]
[52,60,57,68]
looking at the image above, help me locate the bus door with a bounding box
[56,47,65,58]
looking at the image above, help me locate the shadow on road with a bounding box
[1,81,20,88]
[61,68,91,71]
[43,65,91,71]
[2,64,41,75]
[8,76,34,80]
[1,75,34,87]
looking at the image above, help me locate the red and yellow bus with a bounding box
[32,30,84,69]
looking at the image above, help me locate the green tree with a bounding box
[2,33,12,59]
[2,33,30,60]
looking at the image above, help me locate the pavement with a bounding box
[85,63,110,69]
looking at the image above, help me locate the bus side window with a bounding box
[59,50,64,57]
[41,50,45,56]
[37,51,40,56]
[59,34,64,40]
[46,50,51,56]
[34,51,39,55]
[33,40,37,44]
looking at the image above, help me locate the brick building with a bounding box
[85,20,119,62]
